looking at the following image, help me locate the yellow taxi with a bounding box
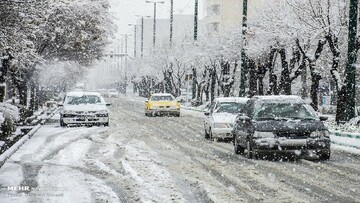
[145,93,180,117]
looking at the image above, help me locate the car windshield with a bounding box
[254,102,317,120]
[65,95,102,105]
[151,95,174,101]
[214,102,246,114]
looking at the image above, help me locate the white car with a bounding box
[107,89,119,98]
[204,97,249,141]
[59,91,110,127]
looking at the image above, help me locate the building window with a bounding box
[207,4,220,16]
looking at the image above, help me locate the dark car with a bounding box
[232,95,331,160]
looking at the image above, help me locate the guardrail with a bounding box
[330,130,360,150]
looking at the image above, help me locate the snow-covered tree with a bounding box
[0,0,115,114]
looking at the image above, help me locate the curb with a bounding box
[331,141,360,150]
[330,130,360,150]
[330,131,360,139]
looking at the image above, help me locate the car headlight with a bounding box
[63,110,76,114]
[310,130,330,138]
[214,123,232,128]
[97,110,108,114]
[147,103,153,110]
[253,131,275,138]
[176,102,181,110]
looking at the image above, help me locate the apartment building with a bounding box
[205,0,262,35]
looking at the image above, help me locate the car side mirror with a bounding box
[145,100,149,103]
[106,103,111,106]
[204,111,210,116]
[319,116,328,121]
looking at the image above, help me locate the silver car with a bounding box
[204,97,249,141]
[59,91,111,127]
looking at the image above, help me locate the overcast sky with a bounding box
[108,0,204,40]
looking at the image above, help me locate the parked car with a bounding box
[204,97,248,141]
[59,91,110,127]
[145,93,180,117]
[107,89,119,98]
[232,95,331,160]
[44,99,58,115]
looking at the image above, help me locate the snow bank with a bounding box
[0,103,19,122]
[0,124,41,165]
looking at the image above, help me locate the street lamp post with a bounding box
[145,0,165,49]
[120,34,132,94]
[170,0,173,45]
[128,24,138,58]
[239,0,248,97]
[135,15,151,57]
[194,0,198,40]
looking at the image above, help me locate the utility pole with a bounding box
[135,15,150,57]
[345,0,359,121]
[125,34,128,94]
[194,0,198,40]
[129,24,138,58]
[170,0,174,45]
[120,34,131,94]
[146,0,165,49]
[239,0,248,97]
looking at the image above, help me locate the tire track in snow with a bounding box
[108,97,360,202]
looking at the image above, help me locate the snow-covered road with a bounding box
[1,96,360,203]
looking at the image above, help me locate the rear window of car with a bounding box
[254,102,317,120]
[214,102,246,114]
[65,95,102,105]
[151,95,174,101]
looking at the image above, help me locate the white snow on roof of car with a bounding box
[253,95,304,102]
[66,91,101,97]
[214,97,249,103]
[151,93,174,97]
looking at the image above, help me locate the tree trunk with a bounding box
[267,50,278,95]
[336,87,347,123]
[204,68,210,102]
[248,59,257,97]
[279,48,291,95]
[310,73,321,111]
[210,68,216,102]
[301,66,308,99]
[0,58,10,102]
[192,67,197,99]
[257,63,267,95]
[29,83,36,115]
[17,81,28,107]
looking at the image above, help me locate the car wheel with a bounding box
[204,126,210,139]
[319,151,330,161]
[104,122,109,127]
[209,129,214,141]
[246,140,253,159]
[60,119,66,127]
[234,136,244,154]
[175,113,180,117]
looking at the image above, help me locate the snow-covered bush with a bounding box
[0,103,19,140]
